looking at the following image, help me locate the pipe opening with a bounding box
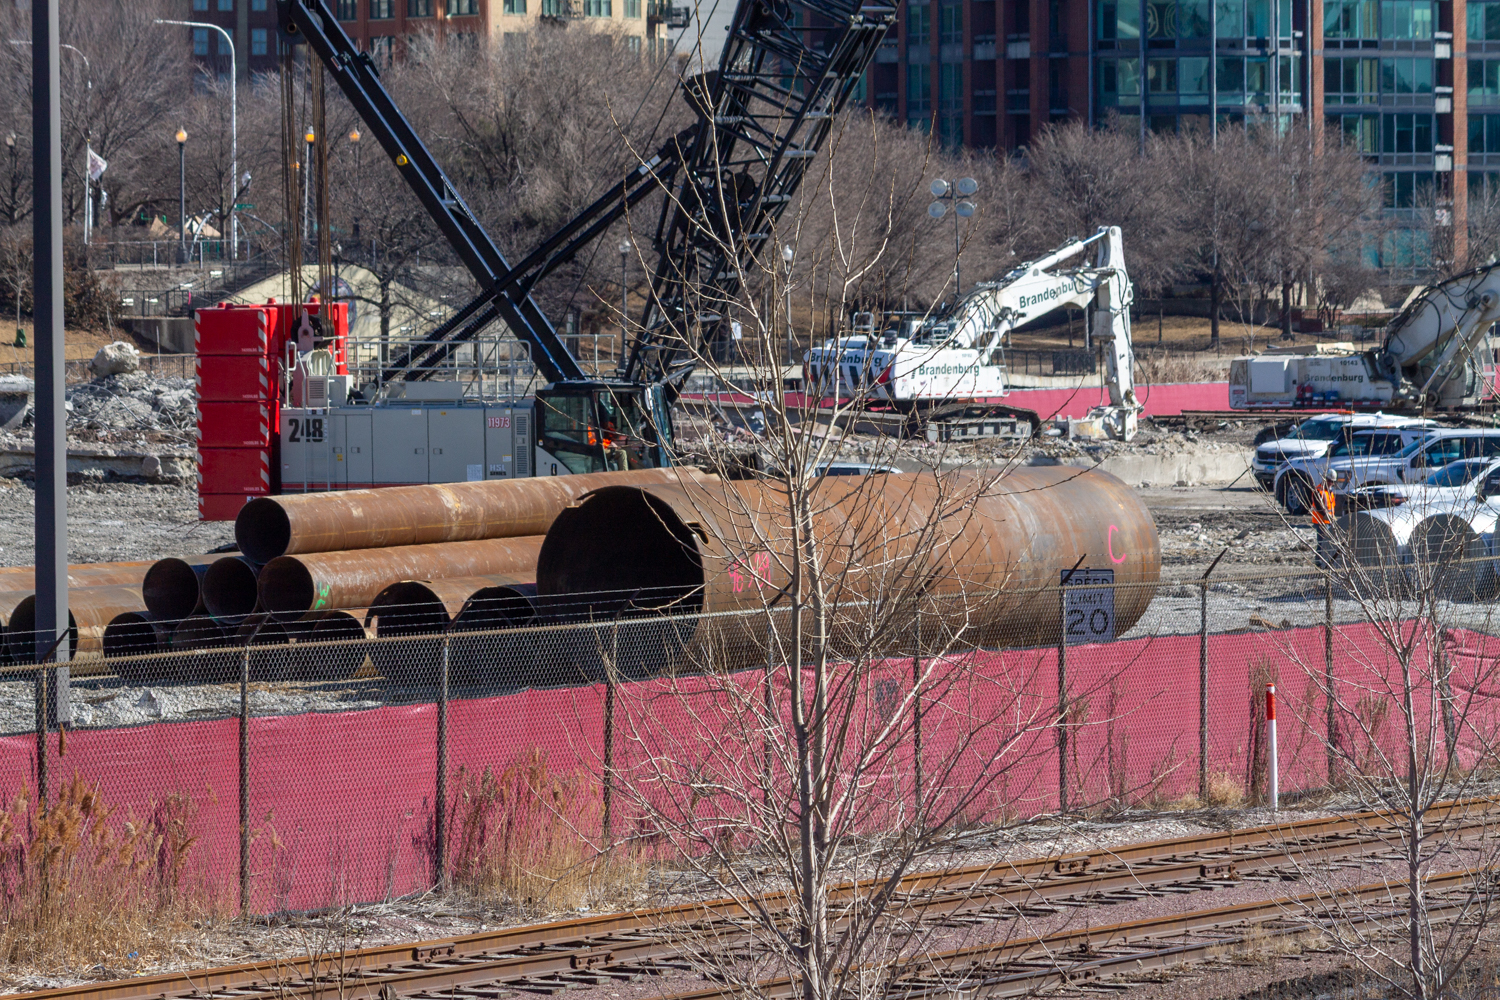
[237,498,293,564]
[455,583,537,631]
[294,610,369,680]
[171,616,232,651]
[537,487,703,617]
[104,612,162,658]
[369,583,451,638]
[6,598,77,662]
[258,557,316,621]
[144,558,207,621]
[203,557,262,622]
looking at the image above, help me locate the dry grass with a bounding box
[446,751,644,917]
[0,773,218,973]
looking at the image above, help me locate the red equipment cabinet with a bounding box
[194,300,348,520]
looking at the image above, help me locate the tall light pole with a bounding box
[782,243,794,367]
[176,128,187,263]
[155,20,236,259]
[928,177,978,297]
[618,238,631,373]
[9,41,91,243]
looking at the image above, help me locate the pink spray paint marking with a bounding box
[1108,524,1127,564]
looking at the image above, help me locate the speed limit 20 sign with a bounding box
[1061,568,1115,645]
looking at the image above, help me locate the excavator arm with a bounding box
[1375,263,1500,406]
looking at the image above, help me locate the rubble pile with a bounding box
[65,372,197,437]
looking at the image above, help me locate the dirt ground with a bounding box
[0,325,141,367]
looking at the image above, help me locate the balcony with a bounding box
[647,0,692,28]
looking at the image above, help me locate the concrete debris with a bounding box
[0,375,31,432]
[65,372,196,434]
[88,340,142,378]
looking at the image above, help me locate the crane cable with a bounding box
[280,37,303,313]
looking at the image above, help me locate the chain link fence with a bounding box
[2,565,1496,917]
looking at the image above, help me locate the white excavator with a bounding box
[1231,264,1500,412]
[804,225,1142,441]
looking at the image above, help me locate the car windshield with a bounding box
[1425,460,1489,487]
[1291,419,1346,442]
[1328,433,1393,458]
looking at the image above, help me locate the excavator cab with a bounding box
[535,382,674,474]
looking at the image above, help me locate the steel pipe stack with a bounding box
[7,585,148,663]
[538,466,1161,670]
[1411,508,1500,600]
[234,469,710,563]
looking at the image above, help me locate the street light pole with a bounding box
[176,128,187,263]
[928,177,978,298]
[155,20,236,260]
[8,41,91,243]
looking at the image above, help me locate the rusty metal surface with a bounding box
[143,554,237,621]
[169,615,232,651]
[0,560,159,591]
[103,612,168,658]
[7,585,147,662]
[236,469,714,563]
[538,467,1160,651]
[258,537,545,622]
[290,610,371,679]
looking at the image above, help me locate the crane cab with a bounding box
[534,382,675,476]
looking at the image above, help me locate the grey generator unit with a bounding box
[280,379,534,490]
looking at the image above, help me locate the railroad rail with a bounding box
[13,801,1497,1000]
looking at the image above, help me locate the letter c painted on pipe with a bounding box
[1108,524,1127,564]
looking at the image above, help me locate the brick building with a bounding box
[862,0,1495,258]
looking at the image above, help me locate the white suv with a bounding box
[1273,425,1439,513]
[1277,429,1500,512]
[1252,413,1436,491]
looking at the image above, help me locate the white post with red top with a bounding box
[1266,683,1278,811]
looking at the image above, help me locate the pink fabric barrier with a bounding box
[1,616,1492,912]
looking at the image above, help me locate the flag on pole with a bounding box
[87,148,108,183]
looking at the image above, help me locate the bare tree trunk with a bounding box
[1281,280,1293,340]
[1209,268,1221,350]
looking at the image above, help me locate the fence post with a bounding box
[1324,573,1336,786]
[239,642,250,914]
[436,632,450,889]
[912,598,924,817]
[1199,548,1228,803]
[33,664,47,808]
[1057,581,1068,815]
[603,669,615,844]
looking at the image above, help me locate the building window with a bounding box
[1097,0,1141,38]
[1379,228,1430,268]
[1147,57,1177,94]
[409,0,432,14]
[1384,171,1432,208]
[1472,171,1500,202]
[193,28,210,56]
[1472,1,1500,41]
[252,0,268,9]
[1380,57,1432,95]
[940,1,962,43]
[1245,0,1269,36]
[1324,0,1377,36]
[907,1,930,46]
[450,0,479,12]
[193,0,208,9]
[1380,0,1432,38]
[627,34,641,51]
[908,61,932,114]
[370,0,394,16]
[1099,56,1140,105]
[626,0,641,14]
[940,61,962,109]
[1245,55,1270,100]
[505,0,526,11]
[1382,113,1433,153]
[218,0,234,9]
[1474,60,1500,104]
[1325,57,1378,104]
[1472,115,1500,153]
[586,0,611,15]
[337,0,358,15]
[1215,55,1242,102]
[251,27,268,55]
[1179,56,1208,103]
[1329,112,1379,153]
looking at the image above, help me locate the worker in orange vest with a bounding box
[1311,471,1338,568]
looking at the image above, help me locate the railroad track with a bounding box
[16,800,1498,1000]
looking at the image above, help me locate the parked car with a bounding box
[1273,425,1440,513]
[1252,413,1436,490]
[1346,457,1500,511]
[1277,430,1500,516]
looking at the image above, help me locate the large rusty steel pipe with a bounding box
[257,536,545,623]
[0,559,162,591]
[144,554,238,621]
[235,469,713,564]
[7,585,147,662]
[103,612,168,659]
[1411,509,1500,601]
[537,467,1160,656]
[202,557,263,624]
[289,610,370,680]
